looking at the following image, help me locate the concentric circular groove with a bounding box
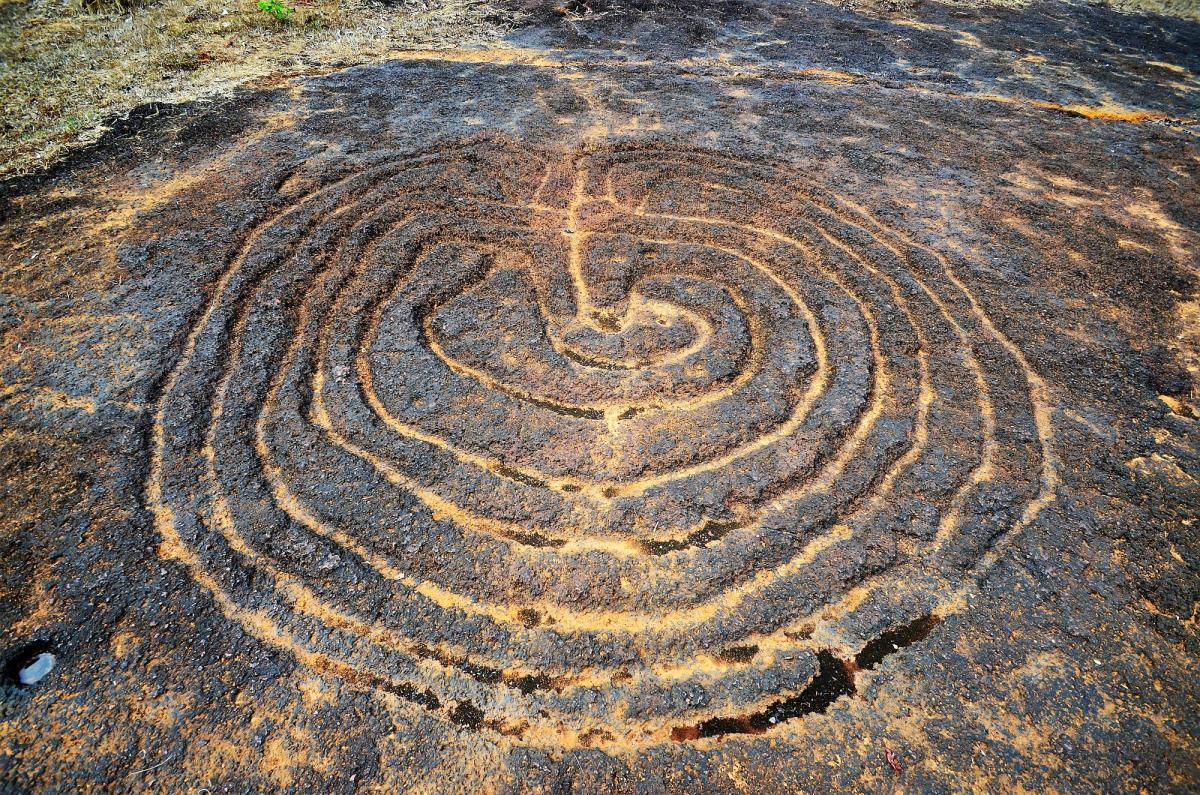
[148,136,1058,746]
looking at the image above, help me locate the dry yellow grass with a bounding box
[0,0,516,178]
[3,0,1196,179]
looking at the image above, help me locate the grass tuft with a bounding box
[0,0,519,178]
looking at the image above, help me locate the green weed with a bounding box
[256,0,295,22]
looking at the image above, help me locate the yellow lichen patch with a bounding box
[1158,394,1196,417]
[1051,102,1168,122]
[1147,60,1189,74]
[0,385,98,415]
[796,67,862,84]
[1127,453,1197,486]
[1123,195,1194,263]
[970,93,1192,124]
[262,727,333,788]
[110,631,143,659]
[954,30,985,48]
[388,46,562,69]
[298,676,339,707]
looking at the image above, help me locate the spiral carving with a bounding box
[148,135,1057,745]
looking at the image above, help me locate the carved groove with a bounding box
[147,135,1058,747]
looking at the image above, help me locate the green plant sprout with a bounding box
[257,0,295,22]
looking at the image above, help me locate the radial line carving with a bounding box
[148,135,1059,746]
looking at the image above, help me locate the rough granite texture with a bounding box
[0,1,1197,792]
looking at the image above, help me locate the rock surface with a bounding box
[0,1,1197,792]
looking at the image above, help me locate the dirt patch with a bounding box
[0,0,518,179]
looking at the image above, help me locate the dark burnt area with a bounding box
[671,615,939,741]
[716,644,759,664]
[579,727,617,747]
[450,701,485,728]
[517,608,543,628]
[502,0,1200,120]
[321,648,560,738]
[853,613,941,671]
[525,394,606,420]
[330,663,443,712]
[501,528,567,549]
[494,464,550,489]
[560,346,630,370]
[313,616,941,743]
[639,518,748,554]
[512,673,558,695]
[670,651,854,740]
[784,625,815,641]
[1144,343,1193,398]
[0,92,284,223]
[411,642,565,694]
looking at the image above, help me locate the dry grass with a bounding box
[3,0,1195,179]
[0,0,517,178]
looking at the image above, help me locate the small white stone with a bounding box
[18,653,55,685]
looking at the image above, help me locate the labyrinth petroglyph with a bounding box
[145,135,1058,745]
[5,2,1200,788]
